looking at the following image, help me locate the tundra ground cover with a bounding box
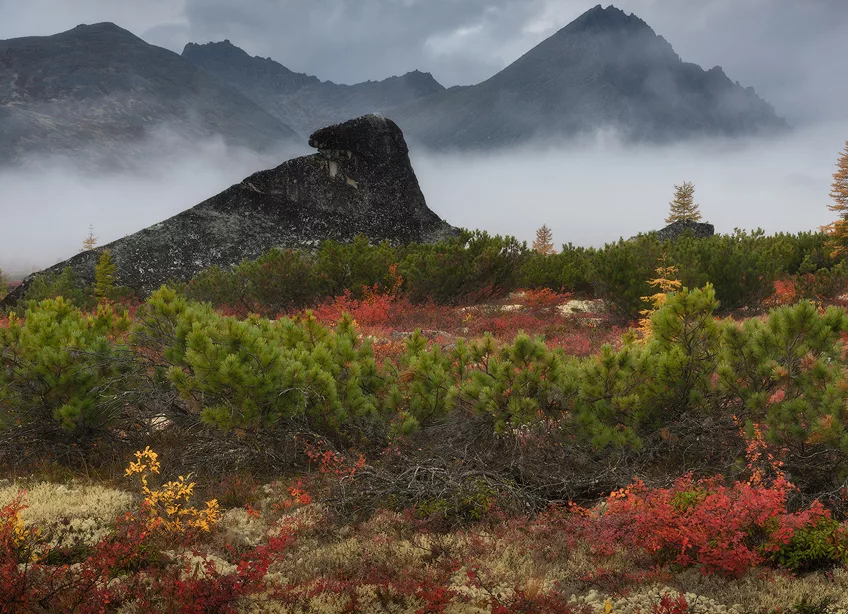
[3,452,848,613]
[5,241,848,611]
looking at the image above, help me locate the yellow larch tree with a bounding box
[81,225,98,252]
[532,224,556,255]
[665,182,702,224]
[823,140,848,256]
[639,255,682,339]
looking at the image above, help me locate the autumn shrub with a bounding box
[580,474,835,577]
[125,447,221,535]
[522,287,573,310]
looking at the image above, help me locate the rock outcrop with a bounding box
[656,220,716,241]
[1,115,456,307]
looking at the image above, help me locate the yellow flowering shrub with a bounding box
[125,447,221,534]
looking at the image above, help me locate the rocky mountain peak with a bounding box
[566,5,652,35]
[68,22,135,36]
[309,114,408,160]
[0,115,456,307]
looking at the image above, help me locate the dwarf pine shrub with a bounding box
[0,297,132,437]
[136,287,384,435]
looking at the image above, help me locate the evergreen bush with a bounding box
[0,298,133,444]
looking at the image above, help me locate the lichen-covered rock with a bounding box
[656,220,716,241]
[1,114,456,307]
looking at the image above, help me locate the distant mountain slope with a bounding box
[389,5,787,149]
[0,23,299,166]
[182,40,445,136]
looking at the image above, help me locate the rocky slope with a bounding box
[0,23,299,167]
[182,40,445,138]
[390,5,787,149]
[1,115,456,306]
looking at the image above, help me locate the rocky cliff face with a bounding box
[182,40,446,137]
[1,115,456,306]
[0,23,299,167]
[390,5,787,149]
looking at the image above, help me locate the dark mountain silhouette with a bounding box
[389,5,787,149]
[0,23,299,167]
[182,40,445,137]
[0,8,788,165]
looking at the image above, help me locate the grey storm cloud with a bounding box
[1,0,846,123]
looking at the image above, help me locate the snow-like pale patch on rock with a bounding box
[558,299,606,315]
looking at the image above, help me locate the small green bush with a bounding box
[772,518,848,571]
[399,230,530,304]
[0,297,132,438]
[316,236,398,298]
[136,287,385,437]
[519,244,593,294]
[586,234,663,319]
[20,266,91,310]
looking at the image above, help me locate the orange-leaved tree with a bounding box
[823,140,848,256]
[532,224,556,255]
[639,254,682,339]
[81,225,97,252]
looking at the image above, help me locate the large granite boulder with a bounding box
[2,114,456,307]
[656,220,715,241]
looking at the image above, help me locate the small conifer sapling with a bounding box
[81,225,98,252]
[639,254,682,338]
[94,249,117,301]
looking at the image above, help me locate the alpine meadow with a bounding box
[2,2,848,613]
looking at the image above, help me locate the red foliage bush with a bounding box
[0,496,294,613]
[648,594,691,614]
[576,474,831,577]
[522,288,573,310]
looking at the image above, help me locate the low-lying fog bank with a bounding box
[1,123,845,275]
[414,122,847,248]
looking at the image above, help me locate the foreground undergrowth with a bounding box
[4,274,848,612]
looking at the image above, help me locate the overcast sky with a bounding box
[1,0,845,125]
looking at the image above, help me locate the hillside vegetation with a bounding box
[4,223,848,612]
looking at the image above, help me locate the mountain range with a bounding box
[0,4,787,166]
[389,5,786,148]
[0,22,298,167]
[181,40,446,137]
